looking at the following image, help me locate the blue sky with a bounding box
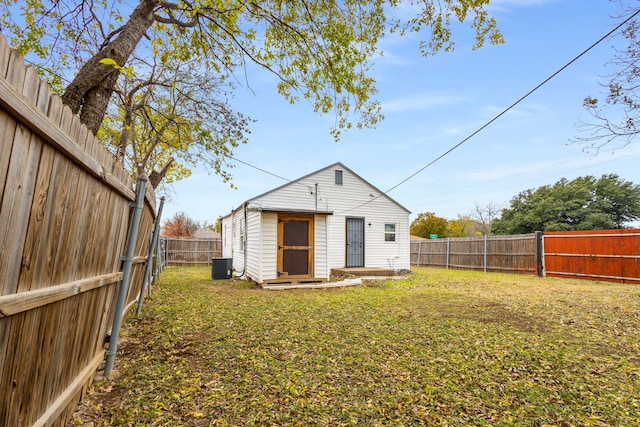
[162,0,640,225]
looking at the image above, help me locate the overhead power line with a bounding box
[229,155,291,182]
[336,9,640,214]
[230,10,639,215]
[384,10,640,193]
[229,155,319,194]
[420,150,640,211]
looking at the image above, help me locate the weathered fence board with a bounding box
[411,233,541,275]
[0,34,156,426]
[160,236,222,267]
[411,230,640,283]
[544,229,640,284]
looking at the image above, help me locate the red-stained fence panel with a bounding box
[544,229,640,284]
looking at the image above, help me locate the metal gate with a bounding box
[346,217,365,267]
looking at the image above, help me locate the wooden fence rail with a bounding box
[0,35,156,426]
[544,229,640,284]
[411,229,640,284]
[159,236,222,267]
[411,233,542,275]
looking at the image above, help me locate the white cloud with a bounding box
[383,93,468,113]
[488,0,557,13]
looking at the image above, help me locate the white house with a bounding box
[221,162,410,285]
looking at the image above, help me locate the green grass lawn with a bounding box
[74,267,640,426]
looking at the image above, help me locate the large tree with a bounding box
[491,174,640,234]
[161,211,200,237]
[411,212,449,239]
[470,201,501,235]
[447,215,480,237]
[0,0,502,186]
[98,52,250,187]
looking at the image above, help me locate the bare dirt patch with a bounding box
[406,294,549,334]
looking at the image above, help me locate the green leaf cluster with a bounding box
[411,212,450,238]
[0,0,503,184]
[492,174,640,234]
[98,50,250,187]
[1,0,503,141]
[411,212,480,238]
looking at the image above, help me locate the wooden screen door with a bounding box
[346,217,365,267]
[277,214,314,278]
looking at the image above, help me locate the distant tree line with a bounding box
[492,174,640,234]
[412,174,640,237]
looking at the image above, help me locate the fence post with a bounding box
[417,241,422,266]
[484,234,488,273]
[136,196,165,316]
[536,231,544,277]
[105,174,147,378]
[162,236,167,269]
[155,235,162,278]
[446,238,450,269]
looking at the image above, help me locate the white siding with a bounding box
[230,210,245,274]
[260,213,278,281]
[314,215,328,279]
[326,215,345,271]
[250,164,410,272]
[226,164,410,283]
[245,210,262,283]
[221,215,233,258]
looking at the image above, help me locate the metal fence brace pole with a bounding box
[155,234,161,279]
[146,197,165,297]
[417,241,422,266]
[536,231,544,277]
[484,234,488,273]
[137,196,165,316]
[151,202,165,294]
[104,174,148,378]
[446,238,450,269]
[163,236,168,268]
[159,236,165,270]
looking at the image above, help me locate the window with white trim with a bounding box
[384,223,396,242]
[335,170,343,185]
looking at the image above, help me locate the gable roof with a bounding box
[247,162,410,213]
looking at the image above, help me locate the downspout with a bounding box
[243,202,248,277]
[229,209,234,261]
[233,203,248,277]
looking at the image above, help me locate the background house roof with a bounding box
[192,229,221,239]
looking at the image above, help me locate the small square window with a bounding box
[335,170,343,185]
[385,223,396,242]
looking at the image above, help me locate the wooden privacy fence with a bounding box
[411,230,640,283]
[411,233,543,275]
[0,36,157,426]
[159,236,222,267]
[544,229,640,284]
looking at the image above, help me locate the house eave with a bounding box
[247,207,334,215]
